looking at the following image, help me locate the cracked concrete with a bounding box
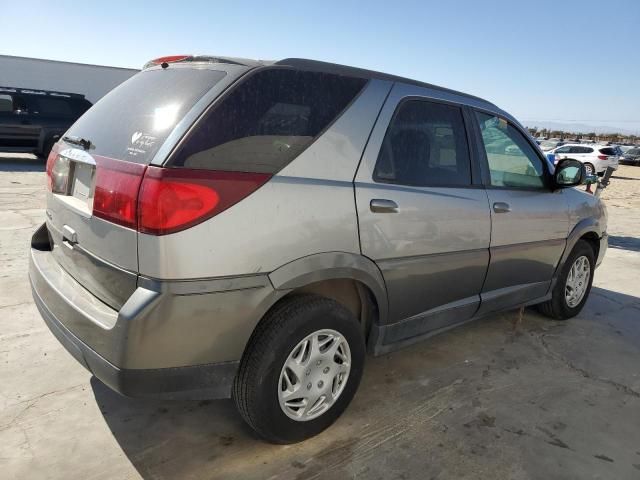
[1,154,639,479]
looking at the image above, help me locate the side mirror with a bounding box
[553,158,584,188]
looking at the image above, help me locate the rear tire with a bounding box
[537,240,595,320]
[233,294,365,444]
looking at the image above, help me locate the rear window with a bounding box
[599,147,617,156]
[65,68,226,164]
[170,68,367,173]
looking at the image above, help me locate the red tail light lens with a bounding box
[138,167,271,235]
[597,155,608,160]
[45,143,61,191]
[93,156,146,229]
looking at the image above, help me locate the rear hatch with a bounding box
[598,147,620,169]
[44,67,228,310]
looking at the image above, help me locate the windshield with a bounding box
[539,141,556,151]
[64,68,226,164]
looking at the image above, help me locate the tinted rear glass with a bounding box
[599,147,617,155]
[27,97,76,117]
[65,68,226,164]
[170,68,367,173]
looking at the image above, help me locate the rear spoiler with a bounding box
[0,86,87,99]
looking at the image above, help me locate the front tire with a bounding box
[233,294,365,444]
[538,240,595,320]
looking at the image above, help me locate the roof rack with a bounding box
[0,86,86,99]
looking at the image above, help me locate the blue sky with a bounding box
[4,0,639,133]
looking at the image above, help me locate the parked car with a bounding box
[550,143,619,175]
[539,139,565,151]
[620,147,640,165]
[29,55,608,444]
[0,86,91,158]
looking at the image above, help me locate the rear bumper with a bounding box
[29,223,279,399]
[32,284,238,399]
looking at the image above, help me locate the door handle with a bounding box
[493,202,511,213]
[370,199,398,213]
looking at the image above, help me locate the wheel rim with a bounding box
[565,255,591,308]
[585,164,594,175]
[278,329,351,422]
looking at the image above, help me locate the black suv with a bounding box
[0,87,92,158]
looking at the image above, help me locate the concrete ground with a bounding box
[1,154,639,480]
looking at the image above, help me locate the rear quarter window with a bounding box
[170,68,367,173]
[599,147,617,155]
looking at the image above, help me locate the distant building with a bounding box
[0,55,138,103]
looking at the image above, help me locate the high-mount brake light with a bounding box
[144,55,192,69]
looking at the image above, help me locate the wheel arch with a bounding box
[266,252,389,345]
[555,218,604,277]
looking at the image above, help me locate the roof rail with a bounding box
[275,58,496,107]
[0,86,86,99]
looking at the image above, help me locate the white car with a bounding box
[550,144,619,175]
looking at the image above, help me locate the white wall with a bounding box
[0,55,138,104]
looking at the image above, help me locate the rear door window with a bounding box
[170,68,367,173]
[373,99,472,187]
[0,94,13,112]
[64,68,227,164]
[28,97,74,117]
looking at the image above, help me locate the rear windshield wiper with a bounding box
[62,135,92,150]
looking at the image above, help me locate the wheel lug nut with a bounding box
[317,380,324,388]
[316,360,322,366]
[307,383,312,390]
[306,369,311,376]
[323,367,330,374]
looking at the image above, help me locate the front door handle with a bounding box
[370,199,398,213]
[493,202,511,213]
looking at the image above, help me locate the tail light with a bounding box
[138,167,271,235]
[597,155,608,160]
[93,157,146,229]
[91,158,271,235]
[45,143,62,191]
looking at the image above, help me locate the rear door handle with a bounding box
[493,202,511,213]
[370,199,398,213]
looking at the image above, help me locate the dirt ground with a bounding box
[1,155,639,479]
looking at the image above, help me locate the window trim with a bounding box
[165,65,369,171]
[471,107,553,191]
[371,96,477,189]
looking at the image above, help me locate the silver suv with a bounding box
[29,56,607,444]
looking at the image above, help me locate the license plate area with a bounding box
[52,155,96,215]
